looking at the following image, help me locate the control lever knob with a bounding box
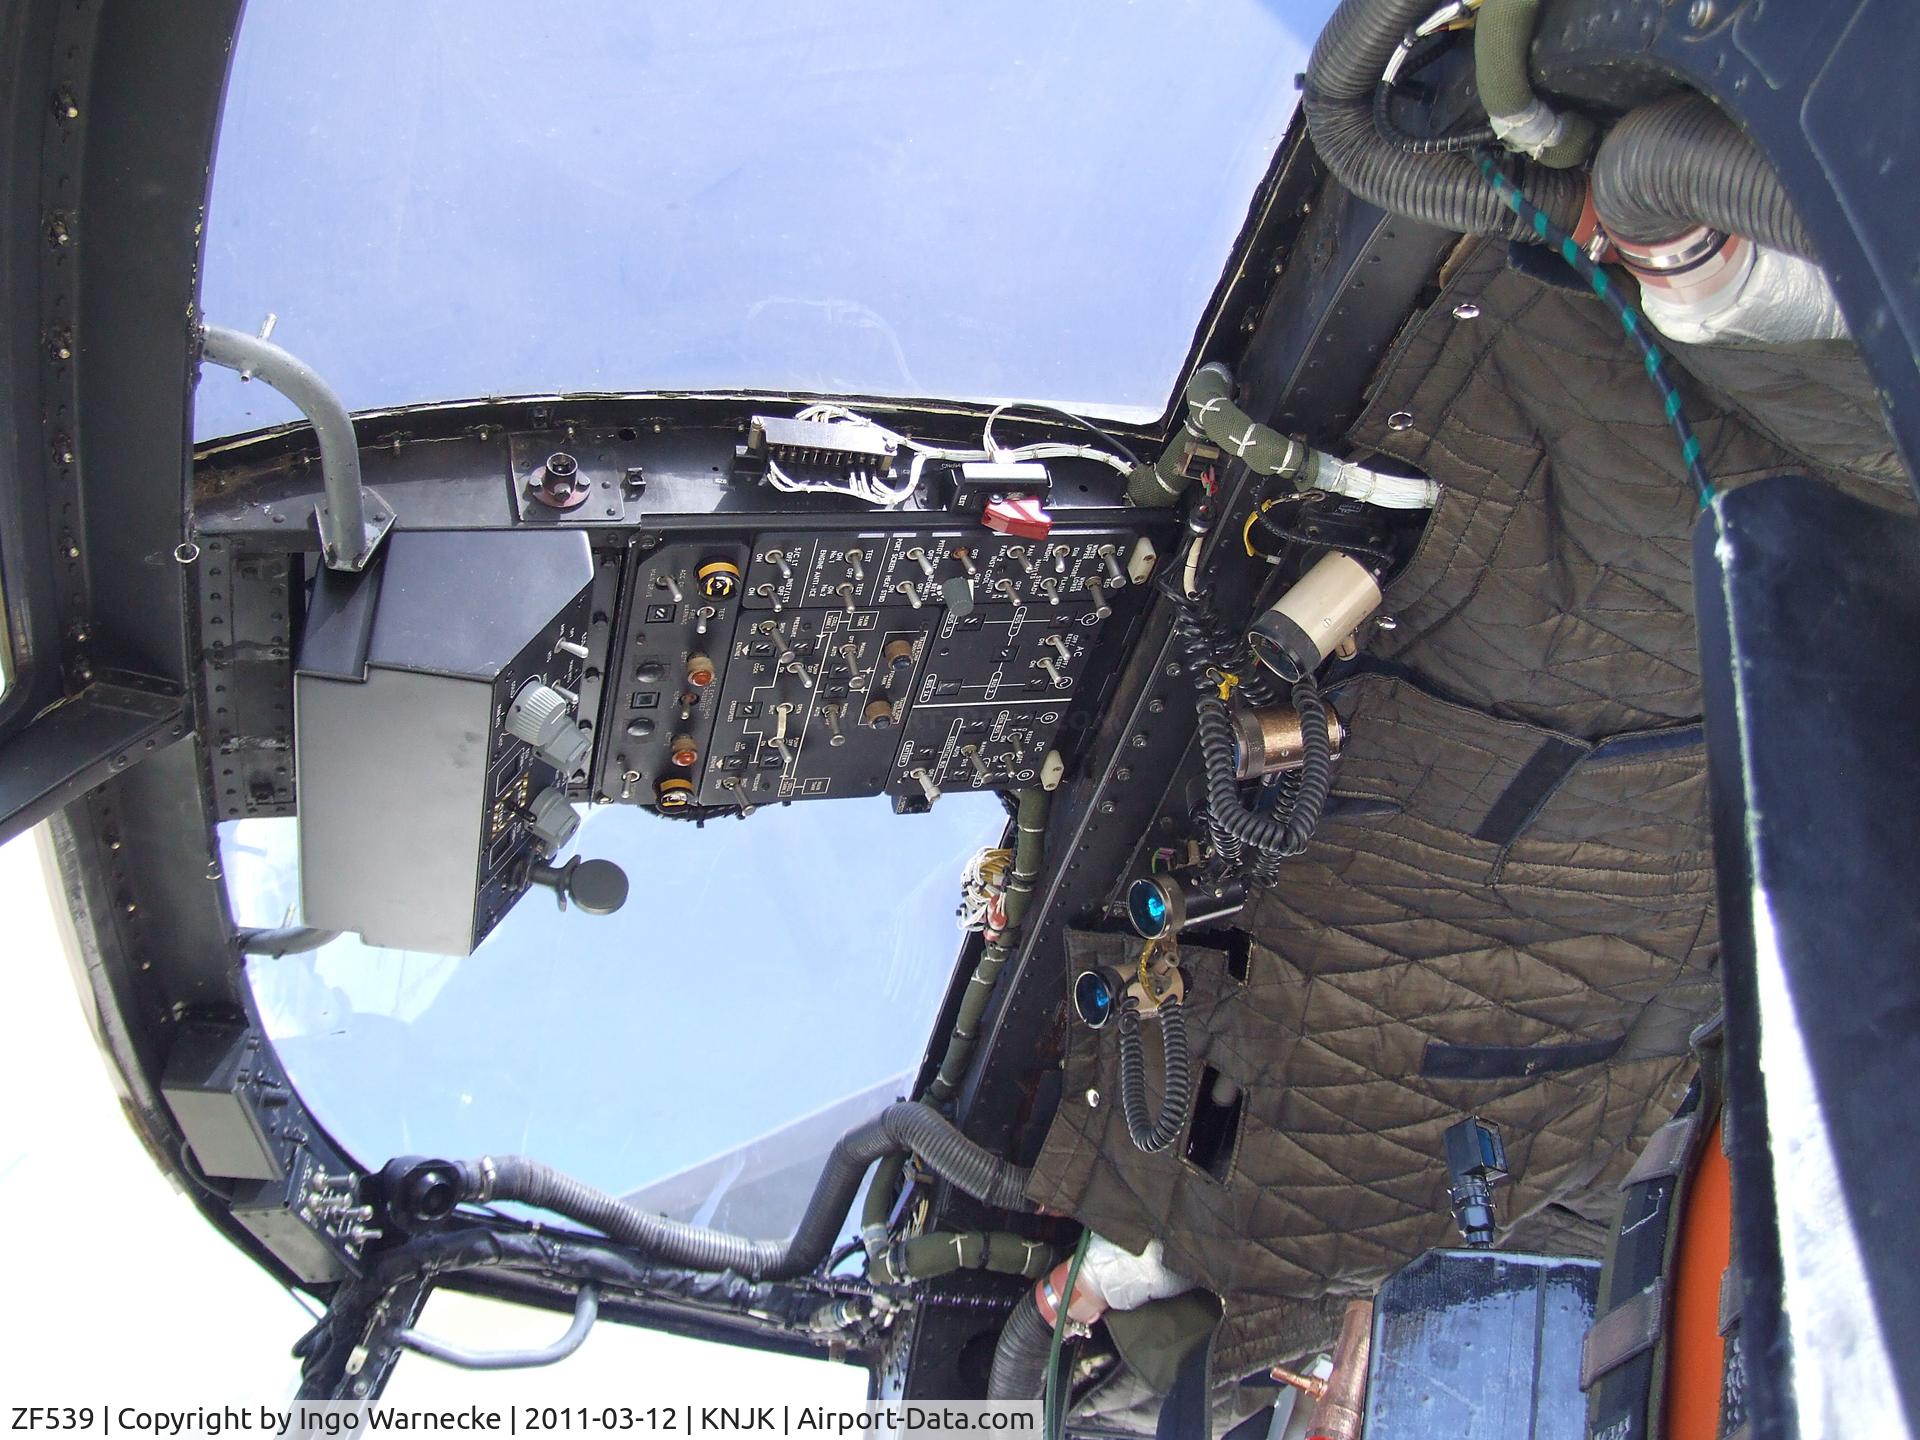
[528,856,629,916]
[506,680,592,774]
[506,681,573,748]
[526,787,580,852]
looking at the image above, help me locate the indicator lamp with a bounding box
[1125,876,1250,939]
[1073,966,1129,1030]
[1128,877,1183,940]
[697,558,742,598]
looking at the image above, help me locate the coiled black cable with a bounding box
[1117,996,1193,1154]
[1372,32,1496,156]
[1176,610,1334,862]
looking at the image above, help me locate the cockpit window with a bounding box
[223,793,1003,1236]
[195,0,1335,440]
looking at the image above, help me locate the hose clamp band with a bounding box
[1616,225,1731,275]
[475,1155,498,1203]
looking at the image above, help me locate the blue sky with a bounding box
[230,794,1004,1230]
[195,0,1332,439]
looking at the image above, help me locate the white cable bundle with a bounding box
[761,403,1136,510]
[958,846,1013,933]
[1311,454,1440,509]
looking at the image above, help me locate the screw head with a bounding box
[1085,1088,1101,1108]
[1451,301,1481,320]
[1386,411,1415,432]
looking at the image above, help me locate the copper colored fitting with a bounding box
[1306,1299,1373,1440]
[1269,1366,1328,1400]
[1032,1259,1107,1326]
[1570,183,1616,264]
[1232,705,1347,780]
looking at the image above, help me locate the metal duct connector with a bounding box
[1233,704,1348,781]
[1616,231,1850,346]
[199,324,393,570]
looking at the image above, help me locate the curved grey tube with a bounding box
[199,324,390,570]
[398,1286,598,1370]
[463,1101,1032,1282]
[235,926,342,957]
[987,1290,1054,1400]
[1590,92,1817,259]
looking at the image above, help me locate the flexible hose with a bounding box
[1304,0,1585,239]
[1130,364,1313,507]
[1590,92,1816,259]
[1374,77,1496,155]
[1117,998,1193,1154]
[1177,611,1333,860]
[1472,0,1596,168]
[987,1291,1055,1401]
[870,1231,1055,1286]
[860,1152,906,1254]
[463,1102,1030,1282]
[1373,30,1495,155]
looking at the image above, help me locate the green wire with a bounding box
[1474,151,1718,509]
[1043,1230,1092,1440]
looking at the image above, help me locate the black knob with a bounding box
[528,856,630,916]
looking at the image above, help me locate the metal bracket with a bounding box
[0,676,186,846]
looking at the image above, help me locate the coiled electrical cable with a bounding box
[1117,996,1193,1154]
[1176,610,1334,862]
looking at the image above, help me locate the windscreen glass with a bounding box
[196,0,1337,439]
[227,794,1003,1238]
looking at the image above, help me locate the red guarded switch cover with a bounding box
[982,496,1053,540]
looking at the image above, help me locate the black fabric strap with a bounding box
[1473,735,1589,846]
[1155,1336,1213,1440]
[1718,1264,1743,1337]
[1585,1080,1705,1440]
[1422,1033,1623,1079]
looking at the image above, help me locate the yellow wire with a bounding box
[1242,498,1287,558]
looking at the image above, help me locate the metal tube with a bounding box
[234,926,342,956]
[199,324,391,570]
[1306,1299,1373,1440]
[397,1285,599,1371]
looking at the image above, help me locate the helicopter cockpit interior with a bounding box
[5,0,1918,1435]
